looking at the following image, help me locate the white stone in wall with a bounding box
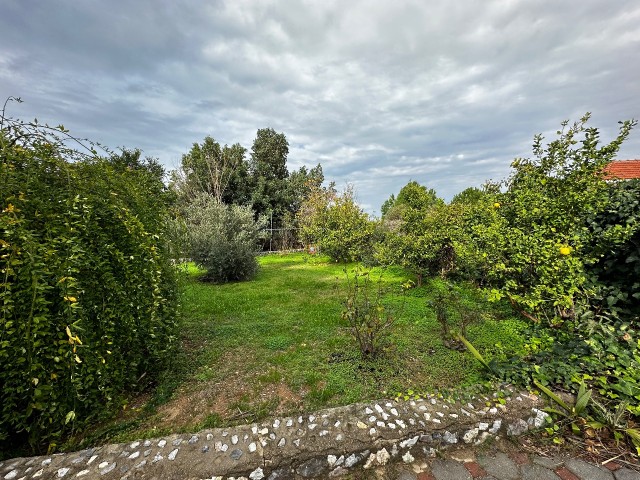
[463,428,479,444]
[489,419,502,434]
[363,453,376,469]
[402,451,414,463]
[376,448,391,465]
[400,436,419,448]
[344,454,358,468]
[443,431,458,443]
[249,469,264,480]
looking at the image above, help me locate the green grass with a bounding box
[66,253,528,448]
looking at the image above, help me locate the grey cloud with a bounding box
[1,0,639,214]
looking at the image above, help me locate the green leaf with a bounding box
[64,411,75,424]
[457,334,492,372]
[534,380,571,411]
[574,383,592,415]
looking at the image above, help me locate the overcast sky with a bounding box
[2,1,639,214]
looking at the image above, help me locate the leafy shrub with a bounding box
[0,107,177,455]
[298,185,375,263]
[583,179,640,321]
[484,114,636,324]
[376,197,499,285]
[184,193,266,282]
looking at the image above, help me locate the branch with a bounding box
[508,296,540,323]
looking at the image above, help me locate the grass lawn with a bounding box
[68,253,528,448]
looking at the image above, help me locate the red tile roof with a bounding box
[603,160,640,180]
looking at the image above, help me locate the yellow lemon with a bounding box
[493,202,501,208]
[559,246,572,255]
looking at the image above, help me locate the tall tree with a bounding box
[175,136,248,204]
[395,180,442,211]
[249,127,289,180]
[286,163,324,215]
[380,193,396,217]
[249,128,290,218]
[450,187,485,205]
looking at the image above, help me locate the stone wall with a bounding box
[0,391,549,480]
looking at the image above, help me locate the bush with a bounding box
[483,114,636,324]
[298,185,375,263]
[0,110,178,455]
[583,179,640,321]
[341,267,404,359]
[184,194,265,282]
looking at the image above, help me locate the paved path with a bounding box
[1,391,638,479]
[384,450,640,480]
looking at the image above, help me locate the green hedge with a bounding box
[0,126,178,454]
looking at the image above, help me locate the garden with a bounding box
[67,255,527,449]
[1,99,639,460]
